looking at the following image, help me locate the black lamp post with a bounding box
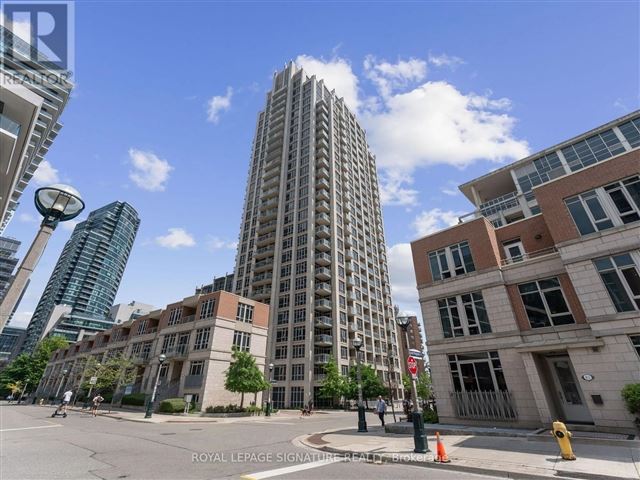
[353,336,367,432]
[145,354,166,418]
[266,362,274,416]
[397,316,428,453]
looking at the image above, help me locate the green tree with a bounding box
[224,349,270,408]
[0,337,68,394]
[319,357,346,407]
[402,374,412,396]
[416,371,432,400]
[81,355,136,395]
[345,364,387,407]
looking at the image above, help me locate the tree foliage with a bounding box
[345,363,387,402]
[319,357,346,405]
[80,355,136,394]
[416,371,433,400]
[0,337,68,393]
[224,349,270,408]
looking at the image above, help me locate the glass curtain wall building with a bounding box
[22,201,140,351]
[233,62,401,408]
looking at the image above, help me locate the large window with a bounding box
[189,360,204,376]
[630,335,640,359]
[566,176,640,235]
[518,278,574,328]
[448,351,507,392]
[236,303,254,323]
[272,387,285,409]
[428,241,475,281]
[292,344,305,358]
[199,299,215,319]
[161,333,176,353]
[438,292,492,338]
[594,252,640,312]
[276,328,288,343]
[168,308,182,326]
[232,331,251,351]
[290,386,305,408]
[194,328,211,350]
[273,365,286,381]
[275,345,288,359]
[291,363,304,381]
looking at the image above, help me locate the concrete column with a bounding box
[0,224,55,334]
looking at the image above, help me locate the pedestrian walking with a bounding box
[91,393,104,417]
[375,395,387,426]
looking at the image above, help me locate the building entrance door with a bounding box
[546,356,592,423]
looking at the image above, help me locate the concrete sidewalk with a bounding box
[299,426,640,480]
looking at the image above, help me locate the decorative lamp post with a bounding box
[145,354,166,418]
[386,344,397,423]
[352,336,367,432]
[397,316,428,453]
[266,362,274,416]
[0,184,85,333]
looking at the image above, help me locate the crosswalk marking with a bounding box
[240,457,344,480]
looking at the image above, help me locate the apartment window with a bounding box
[566,176,640,235]
[277,311,289,325]
[168,308,182,326]
[340,328,347,343]
[159,364,169,377]
[295,276,306,290]
[630,335,640,359]
[341,365,349,376]
[273,365,286,382]
[199,299,215,319]
[296,262,307,275]
[232,331,251,352]
[194,328,211,350]
[448,351,507,392]
[438,292,492,338]
[341,346,348,359]
[136,319,148,335]
[428,241,475,281]
[278,295,290,308]
[272,387,285,409]
[161,334,176,354]
[292,344,305,358]
[280,280,290,292]
[275,346,288,360]
[291,364,304,381]
[276,328,289,343]
[502,239,525,264]
[281,265,291,277]
[189,360,204,376]
[236,303,254,323]
[293,326,305,341]
[294,308,306,323]
[294,292,306,306]
[594,252,640,312]
[290,386,304,407]
[518,278,574,328]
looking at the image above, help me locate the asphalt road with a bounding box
[1,404,499,480]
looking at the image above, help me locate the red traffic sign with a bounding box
[407,356,418,376]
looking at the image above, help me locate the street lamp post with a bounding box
[52,369,68,405]
[385,344,397,423]
[145,354,166,418]
[0,185,84,334]
[397,316,428,453]
[266,362,274,416]
[352,336,367,432]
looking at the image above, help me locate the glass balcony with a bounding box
[315,252,331,266]
[314,316,333,328]
[0,113,21,136]
[315,238,331,251]
[314,354,331,364]
[315,267,331,280]
[315,298,332,311]
[315,334,333,346]
[316,225,330,238]
[315,282,331,295]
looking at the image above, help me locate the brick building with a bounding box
[411,111,640,433]
[38,291,269,410]
[397,315,427,376]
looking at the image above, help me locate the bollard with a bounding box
[551,420,576,460]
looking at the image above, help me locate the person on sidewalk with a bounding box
[91,393,104,417]
[375,396,387,426]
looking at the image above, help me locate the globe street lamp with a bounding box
[266,362,274,416]
[397,316,428,453]
[0,184,85,333]
[352,336,367,432]
[145,354,167,418]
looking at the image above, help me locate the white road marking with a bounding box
[1,424,62,432]
[241,457,344,480]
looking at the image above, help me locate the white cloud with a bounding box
[412,208,462,237]
[364,56,427,98]
[296,54,360,111]
[428,52,465,69]
[9,311,33,328]
[441,181,460,196]
[32,160,60,185]
[387,243,419,313]
[18,212,37,223]
[128,148,173,192]
[155,228,196,249]
[206,236,237,251]
[379,171,419,207]
[0,13,31,43]
[207,87,233,124]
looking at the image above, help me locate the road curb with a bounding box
[298,433,638,480]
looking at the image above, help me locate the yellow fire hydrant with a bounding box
[551,420,576,460]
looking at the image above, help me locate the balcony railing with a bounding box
[163,344,189,358]
[500,246,558,266]
[450,390,517,421]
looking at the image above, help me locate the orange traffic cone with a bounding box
[434,432,451,463]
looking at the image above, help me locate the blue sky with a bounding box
[4,1,639,327]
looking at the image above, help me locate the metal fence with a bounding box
[450,390,518,421]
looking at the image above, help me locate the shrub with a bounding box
[159,397,192,413]
[121,393,146,406]
[246,405,262,415]
[423,408,439,424]
[621,384,640,415]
